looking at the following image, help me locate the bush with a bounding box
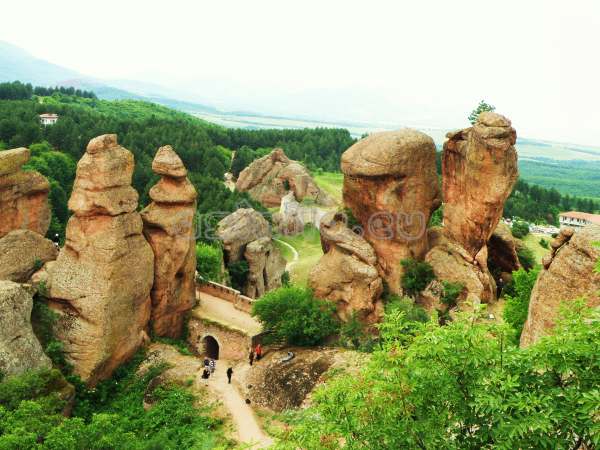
[284,179,291,190]
[517,247,536,269]
[251,286,339,346]
[439,281,464,308]
[539,237,550,249]
[227,260,250,291]
[383,298,429,340]
[400,259,434,294]
[551,232,558,238]
[511,221,530,239]
[502,267,540,342]
[33,258,44,271]
[339,309,368,350]
[429,205,443,228]
[281,270,292,286]
[195,242,223,283]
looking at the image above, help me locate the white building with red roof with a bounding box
[39,113,58,125]
[559,211,600,228]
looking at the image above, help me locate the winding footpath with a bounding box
[274,239,298,271]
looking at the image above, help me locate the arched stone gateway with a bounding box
[202,335,220,359]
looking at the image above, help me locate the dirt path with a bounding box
[273,239,298,271]
[195,291,262,334]
[201,362,273,449]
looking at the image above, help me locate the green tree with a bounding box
[468,100,496,125]
[400,259,435,294]
[227,260,249,291]
[251,286,339,346]
[195,242,223,283]
[502,267,540,342]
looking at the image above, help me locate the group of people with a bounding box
[201,357,234,385]
[248,344,262,366]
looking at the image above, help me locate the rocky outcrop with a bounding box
[486,222,522,274]
[341,129,442,295]
[42,135,154,387]
[308,219,384,323]
[244,237,286,299]
[442,112,519,260]
[141,146,197,339]
[0,281,52,377]
[521,226,600,346]
[235,148,335,207]
[0,147,51,238]
[421,227,495,311]
[0,229,58,283]
[273,211,303,236]
[217,208,270,264]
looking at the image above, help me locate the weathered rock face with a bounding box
[341,129,442,295]
[421,227,495,310]
[0,229,58,283]
[521,226,600,346]
[0,147,51,238]
[43,135,154,387]
[217,208,270,264]
[0,281,52,377]
[141,146,197,339]
[308,219,384,323]
[235,148,335,207]
[244,237,286,299]
[273,211,304,236]
[487,222,522,274]
[442,112,519,260]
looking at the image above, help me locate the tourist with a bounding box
[255,344,262,361]
[210,358,216,376]
[202,367,210,386]
[52,233,60,251]
[204,357,210,369]
[497,278,505,299]
[280,351,295,363]
[226,367,233,384]
[249,349,255,366]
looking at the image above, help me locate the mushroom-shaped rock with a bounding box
[244,237,287,299]
[141,145,198,339]
[341,128,442,295]
[308,219,384,323]
[0,281,52,377]
[217,208,270,264]
[442,113,519,260]
[42,135,154,387]
[0,147,51,238]
[520,225,600,346]
[0,229,58,283]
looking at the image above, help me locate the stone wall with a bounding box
[196,281,256,314]
[188,317,259,360]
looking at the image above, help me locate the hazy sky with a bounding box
[1,0,599,144]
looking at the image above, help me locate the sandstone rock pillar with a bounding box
[43,135,154,387]
[141,146,198,339]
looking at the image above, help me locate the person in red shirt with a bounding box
[255,344,262,361]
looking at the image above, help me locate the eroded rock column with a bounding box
[141,146,197,339]
[44,135,154,387]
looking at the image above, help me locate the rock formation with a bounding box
[341,129,442,295]
[42,135,154,387]
[442,112,519,259]
[0,281,52,377]
[141,146,197,339]
[308,218,384,323]
[0,147,51,238]
[244,237,286,299]
[217,208,270,264]
[0,229,58,283]
[521,226,600,346]
[486,222,523,275]
[235,148,335,207]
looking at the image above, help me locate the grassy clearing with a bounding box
[312,172,344,204]
[522,233,552,265]
[277,225,323,287]
[273,239,294,262]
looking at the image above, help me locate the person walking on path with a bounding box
[226,367,233,384]
[202,367,210,386]
[210,358,216,376]
[204,357,210,369]
[249,349,255,366]
[255,344,262,361]
[497,278,505,299]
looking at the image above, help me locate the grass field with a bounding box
[276,225,323,287]
[312,172,344,205]
[273,239,294,262]
[522,233,552,265]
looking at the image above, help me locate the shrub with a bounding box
[439,281,464,308]
[317,168,323,174]
[227,260,250,291]
[383,298,429,340]
[511,221,530,239]
[33,258,44,271]
[343,206,360,229]
[429,205,443,228]
[551,232,558,238]
[281,270,292,286]
[517,247,536,269]
[539,237,550,249]
[502,267,540,342]
[251,286,339,346]
[400,259,434,294]
[340,309,368,350]
[284,179,291,190]
[195,242,223,283]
